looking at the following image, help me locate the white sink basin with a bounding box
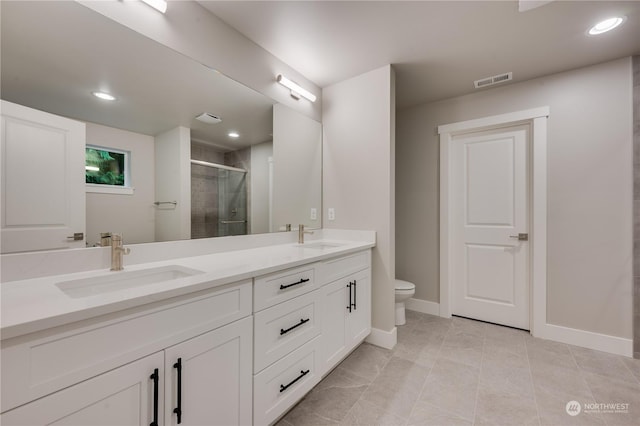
[297,242,346,250]
[56,265,204,298]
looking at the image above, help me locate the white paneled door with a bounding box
[1,100,86,253]
[451,125,530,330]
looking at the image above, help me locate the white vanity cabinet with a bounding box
[319,252,372,374]
[163,316,253,426]
[1,243,374,426]
[252,249,372,425]
[0,280,253,426]
[1,351,165,426]
[252,264,324,426]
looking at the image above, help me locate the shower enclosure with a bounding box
[191,160,248,238]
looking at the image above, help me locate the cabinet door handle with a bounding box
[346,282,352,312]
[173,358,182,424]
[280,318,310,335]
[353,279,357,311]
[280,369,310,393]
[280,278,310,290]
[149,368,159,426]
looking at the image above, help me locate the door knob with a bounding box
[509,233,528,241]
[66,232,84,241]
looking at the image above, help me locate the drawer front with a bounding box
[1,280,252,413]
[254,264,317,311]
[254,289,322,372]
[317,250,370,285]
[253,336,321,426]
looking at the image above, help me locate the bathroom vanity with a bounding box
[0,233,374,425]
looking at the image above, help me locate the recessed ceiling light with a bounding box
[228,132,240,138]
[92,91,116,101]
[588,16,625,35]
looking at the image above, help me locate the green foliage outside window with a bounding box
[85,148,125,186]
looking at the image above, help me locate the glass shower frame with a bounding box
[190,159,248,239]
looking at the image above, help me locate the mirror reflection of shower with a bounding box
[217,168,248,237]
[191,142,251,239]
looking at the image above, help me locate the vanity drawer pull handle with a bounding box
[352,279,357,311]
[149,368,159,426]
[173,358,182,424]
[280,278,310,290]
[280,318,310,335]
[347,282,352,312]
[280,369,310,393]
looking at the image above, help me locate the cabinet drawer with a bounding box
[317,250,370,285]
[254,289,322,372]
[254,264,317,311]
[253,336,321,426]
[1,280,252,413]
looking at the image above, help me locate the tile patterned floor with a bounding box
[276,311,640,426]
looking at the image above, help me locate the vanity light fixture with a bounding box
[92,91,116,101]
[141,0,167,14]
[588,16,625,35]
[85,166,100,172]
[276,74,317,103]
[228,132,240,138]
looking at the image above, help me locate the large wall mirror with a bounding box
[0,1,322,253]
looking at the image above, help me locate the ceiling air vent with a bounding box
[474,72,513,89]
[195,112,222,124]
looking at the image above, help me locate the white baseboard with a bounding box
[534,323,633,358]
[405,297,631,357]
[406,298,440,316]
[365,327,397,350]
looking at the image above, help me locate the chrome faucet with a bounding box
[298,224,314,244]
[110,234,131,271]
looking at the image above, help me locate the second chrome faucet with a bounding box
[110,233,131,271]
[298,224,314,244]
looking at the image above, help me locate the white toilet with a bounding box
[394,279,416,326]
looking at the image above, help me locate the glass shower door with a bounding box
[191,162,248,239]
[217,169,248,237]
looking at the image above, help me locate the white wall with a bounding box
[397,57,633,339]
[323,65,396,336]
[85,123,155,246]
[251,141,273,235]
[272,104,322,231]
[78,0,320,122]
[155,127,191,242]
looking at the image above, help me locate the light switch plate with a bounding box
[328,208,335,221]
[310,208,317,220]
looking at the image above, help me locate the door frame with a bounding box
[438,107,549,336]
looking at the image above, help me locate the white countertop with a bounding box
[1,239,374,340]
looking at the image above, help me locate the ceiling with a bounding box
[199,0,640,109]
[1,1,274,151]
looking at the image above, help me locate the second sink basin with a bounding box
[56,265,204,298]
